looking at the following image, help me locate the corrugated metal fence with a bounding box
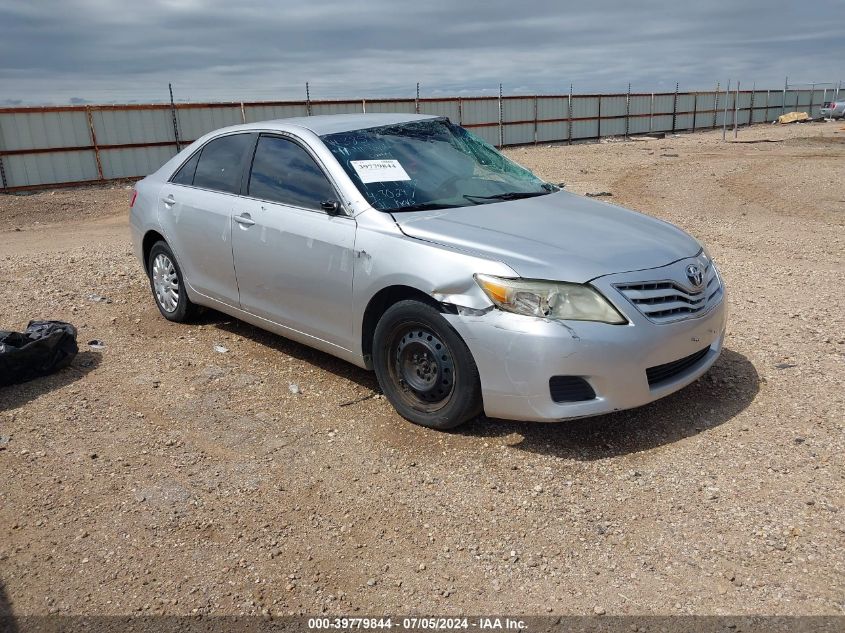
[0,86,831,192]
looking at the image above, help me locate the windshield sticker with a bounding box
[350,159,411,184]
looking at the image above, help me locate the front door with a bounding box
[231,134,356,350]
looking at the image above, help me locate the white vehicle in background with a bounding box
[820,100,845,119]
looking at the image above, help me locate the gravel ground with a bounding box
[0,121,843,618]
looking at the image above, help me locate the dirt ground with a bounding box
[1,121,843,618]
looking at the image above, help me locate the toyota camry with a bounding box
[130,113,726,430]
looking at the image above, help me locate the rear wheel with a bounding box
[147,241,197,322]
[373,300,482,430]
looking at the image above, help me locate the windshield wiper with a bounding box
[463,190,551,203]
[384,202,455,213]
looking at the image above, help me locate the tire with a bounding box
[372,300,483,430]
[147,241,197,322]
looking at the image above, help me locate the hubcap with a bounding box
[152,253,179,313]
[393,327,455,407]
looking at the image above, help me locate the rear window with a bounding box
[171,151,200,186]
[191,133,253,194]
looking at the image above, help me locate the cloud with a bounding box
[0,0,842,104]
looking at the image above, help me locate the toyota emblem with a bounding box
[686,264,704,287]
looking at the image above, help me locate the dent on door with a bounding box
[157,184,239,304]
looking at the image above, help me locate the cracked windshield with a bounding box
[321,118,556,212]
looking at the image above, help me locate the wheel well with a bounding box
[361,285,442,363]
[142,231,166,271]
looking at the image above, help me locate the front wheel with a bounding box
[372,300,483,430]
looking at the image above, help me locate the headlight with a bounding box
[474,274,626,324]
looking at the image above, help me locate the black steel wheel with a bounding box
[391,324,455,410]
[373,300,482,429]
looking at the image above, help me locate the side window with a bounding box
[171,151,200,186]
[193,133,253,194]
[248,135,335,210]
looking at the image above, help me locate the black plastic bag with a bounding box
[0,321,79,387]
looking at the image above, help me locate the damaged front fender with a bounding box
[351,207,521,359]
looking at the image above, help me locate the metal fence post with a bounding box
[458,97,463,125]
[765,89,770,122]
[567,84,573,145]
[712,82,719,130]
[85,106,104,180]
[747,82,755,127]
[649,92,654,133]
[169,83,181,152]
[624,83,631,139]
[0,114,8,190]
[498,83,503,148]
[533,95,538,144]
[733,81,740,138]
[781,77,788,116]
[692,92,698,130]
[597,93,602,140]
[362,99,367,113]
[722,80,730,141]
[808,82,815,118]
[415,83,420,114]
[671,82,679,133]
[306,82,312,116]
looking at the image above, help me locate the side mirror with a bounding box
[320,200,342,215]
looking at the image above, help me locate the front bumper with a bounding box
[444,271,727,422]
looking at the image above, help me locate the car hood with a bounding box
[393,191,701,282]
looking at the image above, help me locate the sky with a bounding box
[0,0,843,105]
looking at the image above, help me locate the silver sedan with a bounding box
[130,113,726,430]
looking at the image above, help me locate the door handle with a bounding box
[162,194,176,208]
[234,213,255,227]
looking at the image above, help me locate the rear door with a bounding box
[157,132,255,304]
[231,133,356,349]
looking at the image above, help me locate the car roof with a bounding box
[227,113,442,137]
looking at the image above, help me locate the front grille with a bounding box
[646,347,710,387]
[614,261,722,324]
[549,376,596,402]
